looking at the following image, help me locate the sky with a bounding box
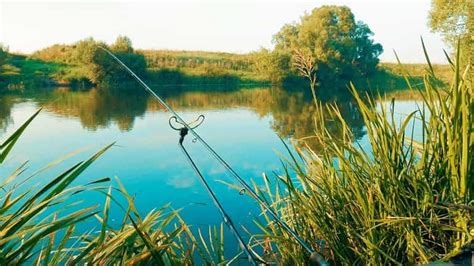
[0,0,448,63]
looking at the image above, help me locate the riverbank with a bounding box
[0,52,471,264]
[0,52,270,90]
[0,49,450,92]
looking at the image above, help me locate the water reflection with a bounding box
[0,96,15,132]
[0,86,411,257]
[0,86,367,149]
[30,88,148,131]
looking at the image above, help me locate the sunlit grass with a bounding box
[2,43,451,92]
[0,109,198,264]
[1,40,470,264]
[253,44,472,264]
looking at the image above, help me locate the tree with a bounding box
[110,35,134,53]
[0,44,8,69]
[70,38,104,82]
[72,37,103,65]
[250,48,291,82]
[91,37,146,86]
[64,36,146,86]
[273,5,383,89]
[428,0,471,52]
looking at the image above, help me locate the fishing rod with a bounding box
[169,115,262,265]
[100,47,327,265]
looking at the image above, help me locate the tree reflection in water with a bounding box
[0,85,366,150]
[0,96,15,132]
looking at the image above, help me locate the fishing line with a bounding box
[100,47,327,265]
[169,115,262,265]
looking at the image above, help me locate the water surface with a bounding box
[0,85,420,258]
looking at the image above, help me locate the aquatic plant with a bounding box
[255,43,473,264]
[0,109,197,265]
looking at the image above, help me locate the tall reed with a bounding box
[0,110,198,265]
[254,44,472,264]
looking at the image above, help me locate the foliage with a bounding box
[30,36,147,87]
[249,48,291,83]
[255,46,473,264]
[377,62,452,88]
[0,109,111,264]
[197,224,227,265]
[0,44,8,70]
[0,109,201,264]
[0,53,72,89]
[428,0,471,54]
[272,5,383,89]
[38,184,197,265]
[31,44,74,64]
[142,50,252,72]
[91,48,147,86]
[76,36,147,86]
[19,36,451,92]
[110,35,134,53]
[142,49,268,82]
[24,28,456,92]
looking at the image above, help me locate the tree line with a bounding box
[27,5,386,90]
[142,50,254,73]
[5,2,469,91]
[31,36,147,87]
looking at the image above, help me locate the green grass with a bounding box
[140,49,265,81]
[1,50,267,89]
[1,43,471,264]
[251,45,472,264]
[342,63,451,93]
[0,54,89,89]
[0,98,253,265]
[0,109,203,264]
[380,62,452,83]
[2,46,452,95]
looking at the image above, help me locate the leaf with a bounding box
[0,108,41,164]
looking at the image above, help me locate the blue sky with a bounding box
[0,0,447,63]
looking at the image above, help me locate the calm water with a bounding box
[0,85,420,259]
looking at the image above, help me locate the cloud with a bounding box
[166,174,196,189]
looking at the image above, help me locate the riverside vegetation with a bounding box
[0,44,471,265]
[252,44,473,264]
[0,2,472,265]
[0,5,453,92]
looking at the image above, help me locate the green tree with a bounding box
[91,37,146,86]
[70,38,104,82]
[110,35,134,53]
[65,36,146,86]
[250,48,291,82]
[428,0,471,52]
[273,5,383,89]
[72,37,103,65]
[0,44,8,69]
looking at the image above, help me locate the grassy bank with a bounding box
[0,53,92,89]
[140,49,267,82]
[1,47,451,93]
[0,45,471,264]
[0,51,269,90]
[252,47,472,264]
